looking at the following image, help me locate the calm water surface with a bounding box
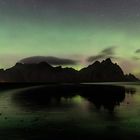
[0,83,139,139]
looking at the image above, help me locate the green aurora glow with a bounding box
[0,0,140,77]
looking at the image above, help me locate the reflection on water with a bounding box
[0,83,139,139]
[13,85,126,113]
[125,87,136,95]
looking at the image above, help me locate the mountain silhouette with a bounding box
[79,58,136,82]
[0,58,138,83]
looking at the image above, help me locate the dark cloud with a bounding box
[87,54,105,62]
[135,49,140,53]
[19,56,78,65]
[87,46,116,62]
[101,47,115,55]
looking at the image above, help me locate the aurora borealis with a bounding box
[1,0,140,77]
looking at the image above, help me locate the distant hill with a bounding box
[0,58,138,83]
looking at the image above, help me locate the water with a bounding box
[0,83,139,139]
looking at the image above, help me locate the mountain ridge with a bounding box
[0,58,138,83]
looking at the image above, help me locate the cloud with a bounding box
[19,56,78,65]
[87,46,116,62]
[101,47,115,55]
[135,49,140,53]
[87,54,105,62]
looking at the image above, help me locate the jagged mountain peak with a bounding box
[102,58,112,64]
[0,58,138,83]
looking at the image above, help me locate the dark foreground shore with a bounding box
[0,83,138,140]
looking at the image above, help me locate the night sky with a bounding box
[1,0,140,76]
